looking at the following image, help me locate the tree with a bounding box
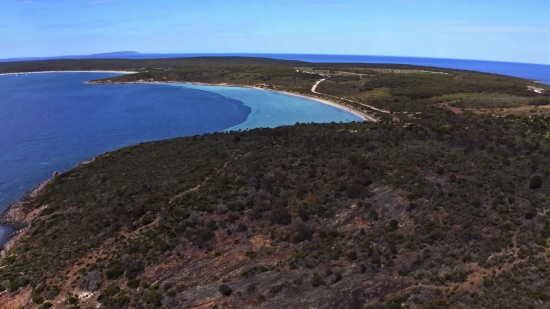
[530,175,542,189]
[270,207,291,225]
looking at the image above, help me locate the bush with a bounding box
[389,219,399,230]
[269,284,283,294]
[531,97,550,106]
[297,207,309,221]
[31,291,44,304]
[68,296,78,304]
[525,211,536,220]
[143,290,161,305]
[127,279,140,289]
[530,175,542,189]
[45,286,60,300]
[100,284,120,298]
[292,222,313,243]
[270,207,291,225]
[483,278,495,287]
[311,273,326,287]
[105,260,125,280]
[218,284,233,296]
[346,184,367,198]
[346,250,358,261]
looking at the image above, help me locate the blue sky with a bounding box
[1,0,549,64]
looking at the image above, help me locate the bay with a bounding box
[0,72,360,244]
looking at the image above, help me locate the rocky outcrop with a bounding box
[80,270,104,292]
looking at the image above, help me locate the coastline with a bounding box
[0,74,372,254]
[0,177,54,258]
[0,156,99,254]
[183,81,375,122]
[252,86,375,122]
[86,79,376,122]
[0,70,137,76]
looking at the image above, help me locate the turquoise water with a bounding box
[181,84,360,130]
[0,72,360,244]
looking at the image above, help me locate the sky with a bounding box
[1,0,549,64]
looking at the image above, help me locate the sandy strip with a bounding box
[0,70,137,76]
[268,89,376,122]
[177,82,375,122]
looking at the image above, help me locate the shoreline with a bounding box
[0,70,137,76]
[0,157,99,253]
[181,81,375,122]
[264,88,375,122]
[86,79,375,122]
[0,177,54,258]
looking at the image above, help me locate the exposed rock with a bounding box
[216,204,228,214]
[161,295,175,308]
[80,270,103,292]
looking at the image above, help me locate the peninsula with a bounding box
[0,57,550,309]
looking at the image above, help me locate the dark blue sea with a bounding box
[3,53,549,85]
[0,72,361,243]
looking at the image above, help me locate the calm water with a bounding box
[4,54,547,85]
[0,72,361,243]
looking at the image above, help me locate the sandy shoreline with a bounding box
[0,70,137,76]
[265,88,375,122]
[177,81,375,122]
[87,79,375,122]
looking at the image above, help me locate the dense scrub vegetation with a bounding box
[86,58,548,116]
[3,56,548,116]
[2,107,550,308]
[0,57,306,74]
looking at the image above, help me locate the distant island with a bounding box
[0,57,550,308]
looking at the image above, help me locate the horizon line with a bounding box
[2,52,550,67]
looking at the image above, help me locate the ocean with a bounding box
[3,53,548,85]
[0,72,361,243]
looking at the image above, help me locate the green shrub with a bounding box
[531,97,550,106]
[127,279,140,289]
[105,260,125,280]
[31,291,44,304]
[143,290,161,305]
[269,284,284,294]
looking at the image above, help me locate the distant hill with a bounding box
[91,51,141,56]
[0,51,142,62]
